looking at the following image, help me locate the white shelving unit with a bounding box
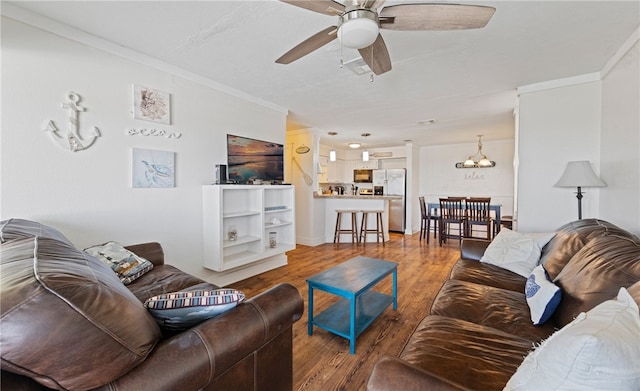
[202,185,295,285]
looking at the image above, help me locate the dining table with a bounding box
[427,202,502,238]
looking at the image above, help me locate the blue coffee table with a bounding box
[306,256,398,354]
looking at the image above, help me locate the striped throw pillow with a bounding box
[144,289,245,330]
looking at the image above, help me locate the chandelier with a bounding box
[460,135,494,168]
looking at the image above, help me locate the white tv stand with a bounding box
[202,185,295,286]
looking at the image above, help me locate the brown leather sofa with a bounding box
[368,219,640,390]
[1,218,304,391]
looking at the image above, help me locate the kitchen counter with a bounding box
[313,194,402,200]
[314,194,399,242]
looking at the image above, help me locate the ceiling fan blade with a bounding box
[358,33,392,75]
[275,26,338,64]
[380,4,496,31]
[280,0,345,16]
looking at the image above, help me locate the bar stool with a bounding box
[333,210,359,244]
[359,210,385,246]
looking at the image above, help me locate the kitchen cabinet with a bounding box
[202,185,295,285]
[325,159,346,183]
[342,160,356,182]
[353,159,378,169]
[321,158,379,183]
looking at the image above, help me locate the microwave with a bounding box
[353,169,373,183]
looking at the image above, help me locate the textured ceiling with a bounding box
[6,1,639,149]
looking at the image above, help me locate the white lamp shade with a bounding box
[362,150,369,161]
[329,149,336,162]
[478,156,492,167]
[555,161,606,188]
[338,17,379,49]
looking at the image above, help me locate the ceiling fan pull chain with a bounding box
[370,44,374,82]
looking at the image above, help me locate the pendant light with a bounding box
[361,133,370,162]
[328,132,337,162]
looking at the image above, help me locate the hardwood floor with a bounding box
[230,232,461,391]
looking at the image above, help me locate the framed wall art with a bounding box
[132,148,175,188]
[132,84,171,124]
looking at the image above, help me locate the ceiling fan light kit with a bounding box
[338,9,379,49]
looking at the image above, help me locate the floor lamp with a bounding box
[554,161,606,219]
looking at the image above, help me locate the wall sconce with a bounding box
[456,135,495,168]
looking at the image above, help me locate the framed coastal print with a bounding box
[132,85,171,125]
[132,148,175,188]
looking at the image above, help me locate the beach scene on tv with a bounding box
[227,134,284,183]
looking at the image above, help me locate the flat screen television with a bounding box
[227,134,284,183]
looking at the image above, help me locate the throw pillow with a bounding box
[525,265,561,325]
[144,289,245,330]
[480,228,555,277]
[504,287,640,390]
[84,241,153,285]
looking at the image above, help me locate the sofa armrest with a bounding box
[367,356,468,391]
[96,282,304,391]
[460,239,490,261]
[125,242,165,266]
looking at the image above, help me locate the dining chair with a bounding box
[419,196,439,244]
[439,197,465,246]
[464,197,493,240]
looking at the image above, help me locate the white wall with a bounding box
[1,17,287,279]
[286,129,326,246]
[516,31,640,235]
[517,80,602,232]
[600,41,640,234]
[418,139,515,231]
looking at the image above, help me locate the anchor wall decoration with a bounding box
[44,91,101,152]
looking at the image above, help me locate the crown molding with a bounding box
[1,3,288,114]
[601,26,640,78]
[518,26,640,95]
[517,73,601,95]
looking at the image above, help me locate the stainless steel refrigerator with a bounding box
[373,168,406,232]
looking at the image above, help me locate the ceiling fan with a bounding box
[276,0,495,75]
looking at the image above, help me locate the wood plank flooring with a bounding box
[229,232,461,391]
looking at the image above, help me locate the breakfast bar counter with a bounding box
[313,194,402,243]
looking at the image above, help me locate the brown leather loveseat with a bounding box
[1,218,304,390]
[368,219,640,390]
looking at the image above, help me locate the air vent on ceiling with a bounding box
[343,57,372,76]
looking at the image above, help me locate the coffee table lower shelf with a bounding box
[311,290,393,353]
